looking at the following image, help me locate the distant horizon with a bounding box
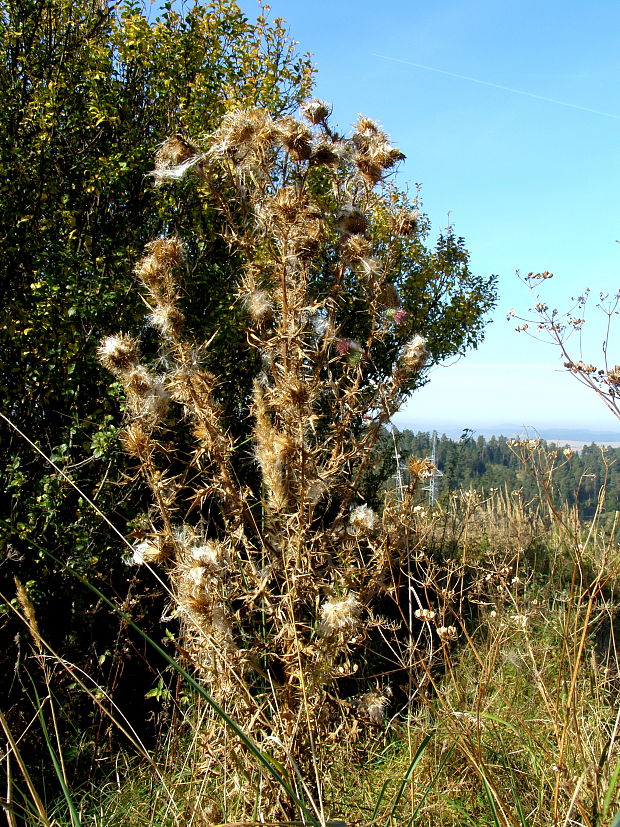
[391,417,620,444]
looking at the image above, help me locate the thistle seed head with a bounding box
[407,456,436,483]
[400,334,428,373]
[145,236,184,269]
[335,204,368,235]
[149,304,185,336]
[319,594,362,637]
[300,99,331,124]
[394,209,420,236]
[149,135,204,185]
[131,539,163,565]
[340,234,373,265]
[348,504,379,535]
[125,367,170,422]
[208,108,277,163]
[357,691,389,725]
[275,116,313,161]
[245,289,274,324]
[310,140,342,168]
[98,333,140,376]
[121,422,152,458]
[155,134,199,169]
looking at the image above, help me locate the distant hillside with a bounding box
[396,430,620,518]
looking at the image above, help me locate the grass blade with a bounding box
[0,711,51,827]
[27,677,81,827]
[389,731,434,817]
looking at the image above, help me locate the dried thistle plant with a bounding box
[99,102,463,817]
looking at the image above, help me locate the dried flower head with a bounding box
[132,539,163,565]
[351,115,404,183]
[414,608,436,621]
[607,365,620,386]
[275,116,313,161]
[149,304,184,336]
[437,625,458,642]
[191,541,225,571]
[348,504,379,534]
[339,234,373,265]
[121,422,152,458]
[301,99,331,124]
[310,140,342,168]
[150,135,204,185]
[357,691,389,725]
[319,594,362,637]
[155,134,199,168]
[146,237,184,269]
[400,334,428,373]
[394,210,420,236]
[98,333,140,376]
[407,456,437,482]
[125,367,170,422]
[335,204,368,235]
[245,289,274,324]
[209,108,277,164]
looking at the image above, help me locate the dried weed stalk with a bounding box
[99,104,455,815]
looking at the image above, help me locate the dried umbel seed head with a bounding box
[335,204,368,235]
[414,608,436,621]
[301,98,331,124]
[437,625,458,642]
[275,116,313,161]
[245,289,274,324]
[348,504,379,535]
[98,334,140,376]
[607,365,620,386]
[400,334,428,373]
[319,594,362,637]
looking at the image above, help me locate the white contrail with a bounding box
[372,53,620,120]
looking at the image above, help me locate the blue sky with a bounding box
[237,0,620,435]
